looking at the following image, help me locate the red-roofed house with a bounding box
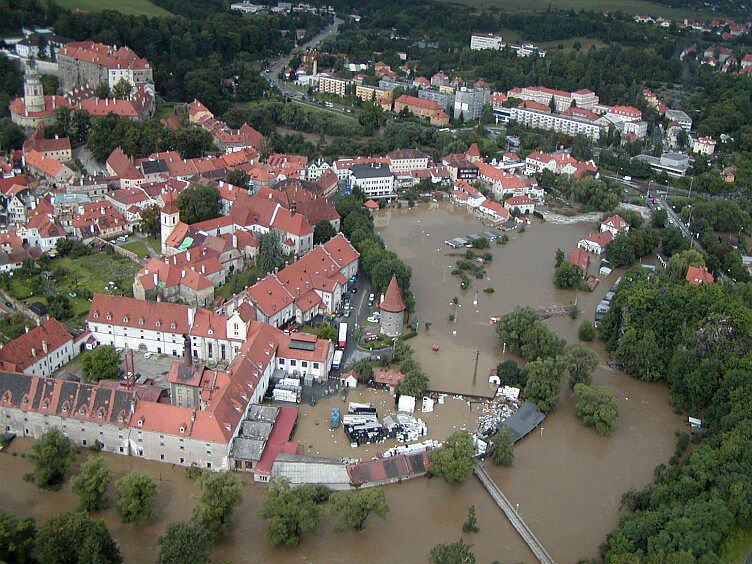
[22,127,72,163]
[106,147,144,188]
[686,265,714,286]
[0,319,75,377]
[504,195,535,214]
[372,368,405,394]
[600,215,630,237]
[568,247,590,274]
[23,150,76,183]
[578,231,614,254]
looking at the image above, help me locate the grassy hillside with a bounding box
[439,0,715,19]
[55,0,171,18]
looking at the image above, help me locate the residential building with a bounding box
[507,86,599,111]
[600,215,630,237]
[350,163,395,199]
[23,150,76,183]
[524,152,597,178]
[0,319,76,377]
[355,84,393,102]
[686,265,714,286]
[22,128,72,163]
[504,195,535,214]
[317,74,349,97]
[386,149,430,174]
[665,109,692,131]
[568,247,589,274]
[470,32,504,50]
[578,231,614,254]
[442,154,478,181]
[418,89,455,113]
[693,136,716,156]
[509,104,605,141]
[453,86,490,121]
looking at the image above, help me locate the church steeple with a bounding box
[23,63,45,114]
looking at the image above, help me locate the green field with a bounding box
[121,241,150,258]
[55,0,171,17]
[439,0,715,19]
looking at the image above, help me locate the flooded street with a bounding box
[0,201,679,563]
[376,202,681,561]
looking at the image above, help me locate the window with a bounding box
[206,462,212,469]
[160,453,165,460]
[278,358,285,365]
[313,362,319,369]
[179,457,185,465]
[119,446,124,453]
[138,449,143,457]
[290,360,296,367]
[302,361,308,368]
[82,439,87,446]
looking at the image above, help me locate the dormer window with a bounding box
[123,316,129,323]
[208,329,213,336]
[155,320,161,328]
[62,401,69,413]
[93,312,99,319]
[170,322,176,330]
[139,318,145,325]
[179,426,185,433]
[105,314,112,321]
[137,419,143,427]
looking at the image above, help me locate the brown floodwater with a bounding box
[0,201,679,563]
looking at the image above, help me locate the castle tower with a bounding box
[160,195,179,255]
[380,276,406,337]
[23,68,45,114]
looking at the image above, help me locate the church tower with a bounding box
[160,195,179,255]
[23,68,45,114]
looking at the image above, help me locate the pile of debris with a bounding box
[383,414,427,443]
[383,439,441,459]
[343,402,384,447]
[477,386,522,435]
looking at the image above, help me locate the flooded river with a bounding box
[0,202,680,563]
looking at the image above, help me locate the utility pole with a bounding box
[472,350,480,386]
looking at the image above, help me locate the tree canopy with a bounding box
[573,384,619,436]
[313,220,337,245]
[258,231,284,274]
[0,510,36,563]
[191,471,243,539]
[157,522,213,564]
[81,345,120,384]
[26,428,75,490]
[258,478,325,547]
[329,488,389,532]
[116,471,158,524]
[428,539,475,564]
[428,431,476,484]
[71,456,112,513]
[175,184,222,225]
[36,512,121,564]
[487,428,514,467]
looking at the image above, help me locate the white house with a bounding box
[693,136,716,156]
[578,231,614,254]
[0,318,76,377]
[504,195,535,214]
[350,162,395,200]
[600,215,630,237]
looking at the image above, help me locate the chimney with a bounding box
[232,233,237,248]
[31,347,36,358]
[153,272,158,286]
[42,340,48,354]
[25,326,29,333]
[201,264,205,274]
[186,250,191,261]
[181,269,185,278]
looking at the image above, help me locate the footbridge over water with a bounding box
[474,463,555,564]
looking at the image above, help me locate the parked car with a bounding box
[367,316,380,323]
[144,352,153,359]
[350,287,357,294]
[344,310,351,318]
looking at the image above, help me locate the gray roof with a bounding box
[230,436,265,461]
[141,160,169,175]
[499,401,545,443]
[350,163,393,179]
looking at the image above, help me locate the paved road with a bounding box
[261,17,361,118]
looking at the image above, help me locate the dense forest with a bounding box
[599,269,752,560]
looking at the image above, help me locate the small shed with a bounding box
[488,369,500,386]
[398,395,416,413]
[340,370,358,389]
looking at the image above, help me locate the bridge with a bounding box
[474,464,555,564]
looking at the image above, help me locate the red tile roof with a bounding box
[88,294,190,334]
[568,248,589,273]
[0,319,73,372]
[686,265,714,286]
[395,94,442,111]
[381,276,406,313]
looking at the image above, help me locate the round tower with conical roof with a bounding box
[380,275,406,337]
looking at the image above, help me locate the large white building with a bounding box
[386,148,430,174]
[318,74,349,97]
[350,162,395,199]
[507,86,599,111]
[509,105,605,141]
[470,33,504,50]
